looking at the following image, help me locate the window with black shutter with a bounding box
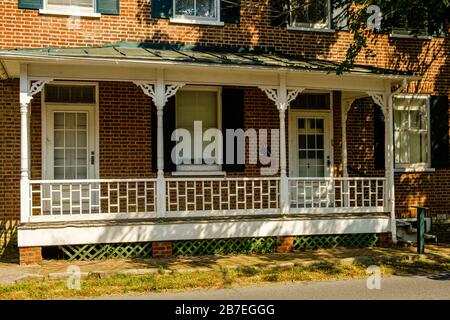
[19,0,120,15]
[152,0,240,25]
[270,0,349,31]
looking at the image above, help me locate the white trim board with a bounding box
[18,216,390,247]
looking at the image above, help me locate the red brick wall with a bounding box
[0,79,20,256]
[346,98,384,178]
[99,82,153,178]
[243,87,280,177]
[0,79,21,222]
[0,1,446,85]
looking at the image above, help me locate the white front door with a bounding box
[290,112,331,178]
[44,105,98,180]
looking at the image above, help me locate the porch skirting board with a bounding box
[17,214,391,247]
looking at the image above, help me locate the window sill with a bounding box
[287,26,336,33]
[172,171,226,176]
[169,18,224,27]
[39,9,101,18]
[394,167,435,173]
[389,33,432,40]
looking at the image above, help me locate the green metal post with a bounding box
[417,207,426,254]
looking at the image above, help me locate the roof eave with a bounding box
[0,53,422,81]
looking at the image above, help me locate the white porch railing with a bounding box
[29,179,157,222]
[288,177,386,213]
[26,177,386,222]
[165,177,280,217]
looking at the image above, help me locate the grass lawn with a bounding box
[0,254,448,300]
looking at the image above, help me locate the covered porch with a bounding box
[0,43,417,247]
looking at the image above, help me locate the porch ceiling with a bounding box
[0,42,419,82]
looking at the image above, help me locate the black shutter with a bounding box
[96,0,120,15]
[220,0,240,24]
[18,0,42,9]
[151,97,177,173]
[374,105,385,170]
[222,88,245,172]
[331,0,349,30]
[151,0,173,18]
[430,96,449,169]
[270,0,289,27]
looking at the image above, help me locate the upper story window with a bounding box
[393,95,430,170]
[45,0,95,14]
[391,8,428,37]
[290,0,331,30]
[172,0,221,24]
[383,2,445,38]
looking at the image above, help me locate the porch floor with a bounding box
[20,212,390,229]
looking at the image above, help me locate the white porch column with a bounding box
[260,75,304,214]
[341,98,355,207]
[134,72,184,216]
[368,85,399,243]
[19,65,51,223]
[20,65,31,223]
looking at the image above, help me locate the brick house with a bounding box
[0,0,448,264]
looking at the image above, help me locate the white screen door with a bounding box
[290,112,332,208]
[45,106,97,180]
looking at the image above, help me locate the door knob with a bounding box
[90,151,95,165]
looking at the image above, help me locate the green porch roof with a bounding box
[0,42,416,77]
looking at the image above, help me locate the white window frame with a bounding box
[393,94,432,172]
[288,0,333,32]
[173,86,224,175]
[40,0,100,18]
[41,81,100,180]
[170,0,224,26]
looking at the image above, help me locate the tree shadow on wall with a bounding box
[0,219,19,263]
[134,0,344,62]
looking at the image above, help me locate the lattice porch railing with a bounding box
[288,177,386,213]
[165,177,280,217]
[29,179,157,222]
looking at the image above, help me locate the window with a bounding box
[45,84,96,104]
[43,0,96,15]
[391,9,428,37]
[175,87,222,173]
[290,92,331,110]
[290,0,331,30]
[393,96,430,169]
[173,0,220,23]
